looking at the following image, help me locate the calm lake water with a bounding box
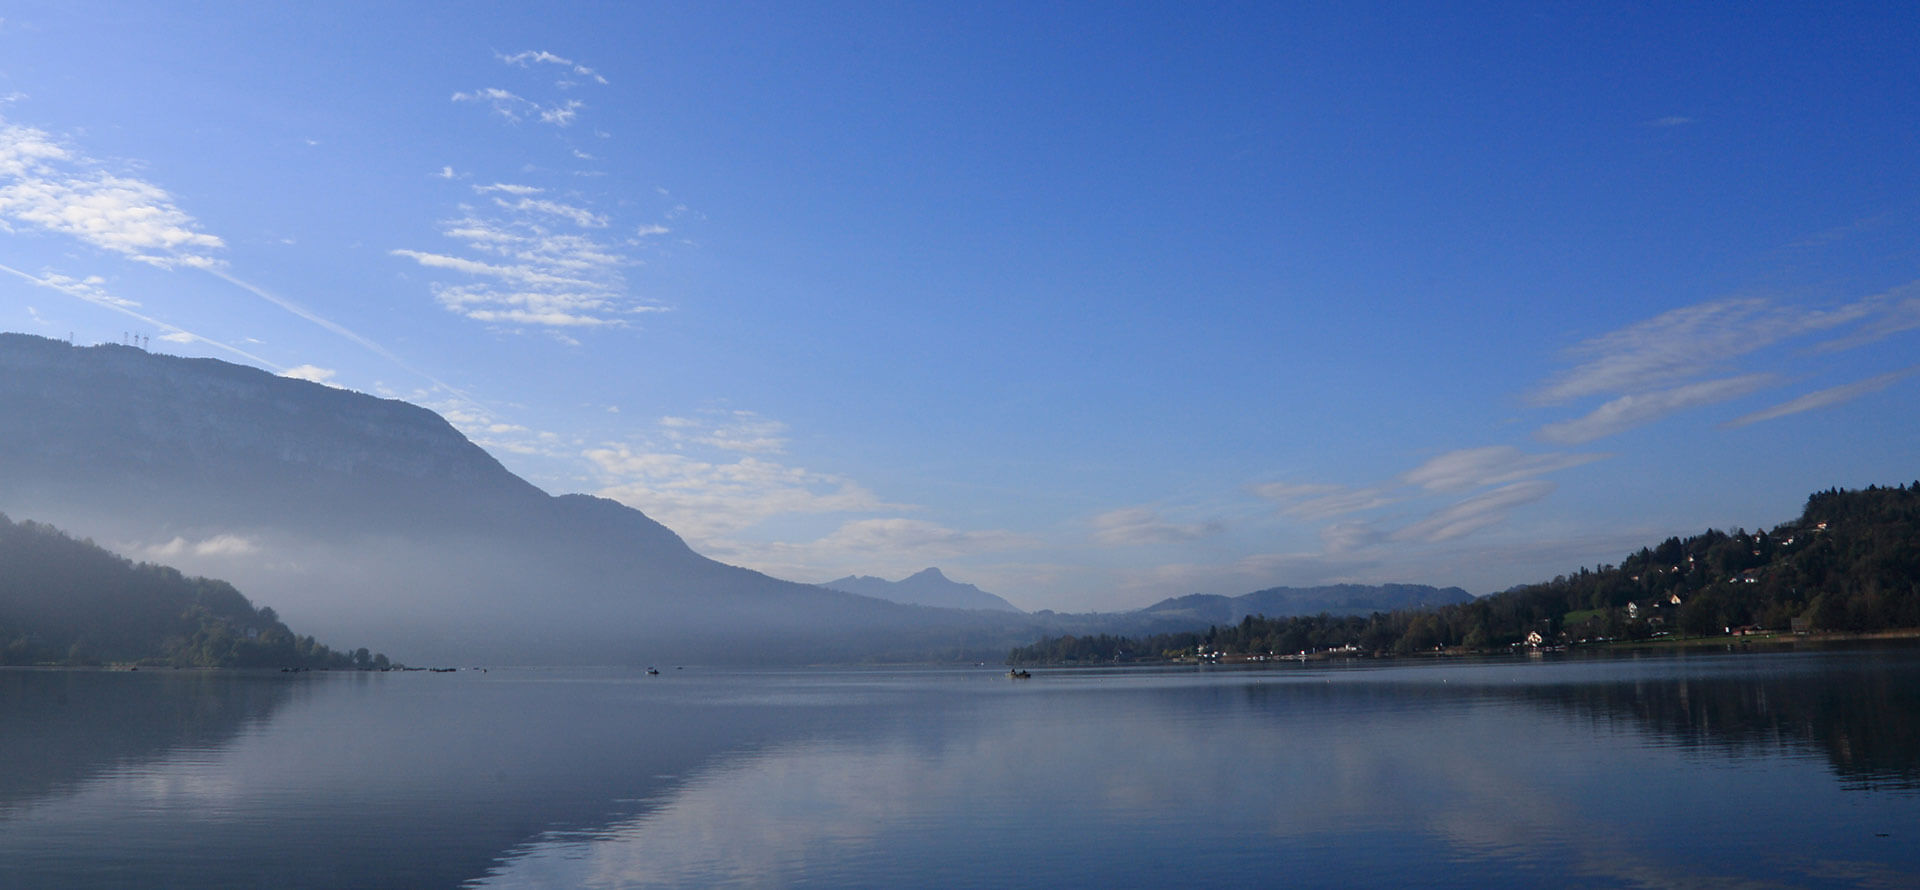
[3,645,1918,888]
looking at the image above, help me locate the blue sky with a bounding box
[2,2,1916,611]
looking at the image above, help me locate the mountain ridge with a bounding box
[1138,583,1475,626]
[0,333,1478,663]
[819,567,1023,613]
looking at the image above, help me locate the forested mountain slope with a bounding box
[0,514,383,667]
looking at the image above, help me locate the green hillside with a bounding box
[0,514,389,668]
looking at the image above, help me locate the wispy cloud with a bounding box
[393,209,665,328]
[1253,483,1397,519]
[587,446,903,544]
[1526,288,1919,442]
[1537,374,1774,444]
[1531,298,1851,406]
[1401,446,1609,493]
[451,87,582,127]
[0,261,283,367]
[0,118,223,269]
[1391,480,1557,543]
[1319,520,1384,555]
[764,519,1033,568]
[659,411,792,455]
[456,50,606,126]
[498,49,609,85]
[406,52,674,332]
[1723,368,1917,428]
[1810,282,1920,354]
[1090,507,1223,547]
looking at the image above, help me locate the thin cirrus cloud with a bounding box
[450,88,585,127]
[1090,506,1224,547]
[1536,374,1776,444]
[1390,479,1558,544]
[497,50,609,86]
[402,52,675,332]
[764,518,1033,570]
[585,444,903,545]
[455,49,606,125]
[1527,288,1918,443]
[1241,444,1607,574]
[392,209,662,328]
[0,261,282,368]
[1529,298,1854,407]
[660,411,792,455]
[1252,482,1397,519]
[1399,446,1609,493]
[1722,368,1918,428]
[0,113,440,390]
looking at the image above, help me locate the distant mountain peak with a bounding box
[1138,583,1472,624]
[820,568,1022,613]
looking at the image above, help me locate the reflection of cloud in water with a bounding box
[475,668,1920,888]
[475,740,935,888]
[471,686,1540,886]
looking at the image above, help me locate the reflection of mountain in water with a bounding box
[0,669,295,811]
[1513,648,1920,792]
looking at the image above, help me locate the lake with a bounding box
[3,645,1918,888]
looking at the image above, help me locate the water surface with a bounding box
[3,647,1917,888]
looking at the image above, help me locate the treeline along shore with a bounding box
[0,514,393,669]
[1010,483,1920,665]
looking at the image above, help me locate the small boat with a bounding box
[1007,669,1031,679]
[646,667,661,675]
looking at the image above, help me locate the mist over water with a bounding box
[3,647,1918,889]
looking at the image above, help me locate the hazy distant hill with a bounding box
[820,568,1023,613]
[0,334,1484,664]
[1138,583,1475,625]
[0,334,1031,665]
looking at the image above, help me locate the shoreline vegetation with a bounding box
[1010,483,1920,667]
[0,514,395,671]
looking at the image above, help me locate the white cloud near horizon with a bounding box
[280,364,338,384]
[136,534,260,560]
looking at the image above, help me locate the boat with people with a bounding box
[1007,669,1031,679]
